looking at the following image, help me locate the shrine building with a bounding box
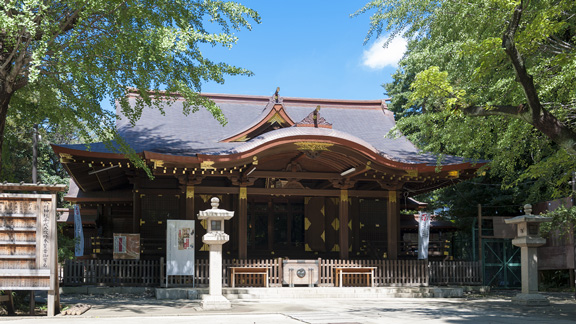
[52,89,483,261]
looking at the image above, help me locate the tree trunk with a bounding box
[499,1,576,155]
[0,91,13,177]
[533,108,576,155]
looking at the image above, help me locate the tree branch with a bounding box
[0,27,25,72]
[462,104,528,119]
[4,34,33,94]
[501,0,542,121]
[462,104,576,155]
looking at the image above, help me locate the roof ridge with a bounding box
[125,88,390,110]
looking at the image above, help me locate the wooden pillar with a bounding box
[339,189,349,259]
[287,202,293,245]
[238,186,248,259]
[351,198,360,253]
[49,193,60,316]
[478,204,483,263]
[132,190,141,233]
[268,199,274,251]
[185,185,195,220]
[387,190,399,259]
[1,291,14,315]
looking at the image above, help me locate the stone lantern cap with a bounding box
[198,197,234,245]
[504,215,552,225]
[198,197,234,220]
[504,204,551,225]
[505,204,551,247]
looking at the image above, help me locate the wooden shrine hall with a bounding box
[52,89,482,261]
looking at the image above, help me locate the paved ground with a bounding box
[2,290,575,324]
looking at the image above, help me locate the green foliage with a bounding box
[359,0,576,110]
[1,1,261,175]
[361,0,576,206]
[1,116,77,261]
[416,175,525,220]
[540,204,576,238]
[1,115,71,186]
[57,223,76,262]
[400,209,418,216]
[539,270,573,291]
[409,66,466,110]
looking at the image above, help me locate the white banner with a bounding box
[166,219,195,276]
[418,212,430,260]
[74,205,84,257]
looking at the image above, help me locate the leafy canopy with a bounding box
[356,0,576,201]
[1,0,260,173]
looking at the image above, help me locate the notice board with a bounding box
[113,233,140,260]
[166,219,195,276]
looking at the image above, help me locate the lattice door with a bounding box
[140,194,180,256]
[482,239,521,288]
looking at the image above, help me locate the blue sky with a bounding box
[199,1,407,100]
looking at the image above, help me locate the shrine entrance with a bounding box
[358,198,388,258]
[247,198,305,253]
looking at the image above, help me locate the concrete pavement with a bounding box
[2,291,575,323]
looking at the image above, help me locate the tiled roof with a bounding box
[58,93,470,166]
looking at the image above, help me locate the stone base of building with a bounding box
[201,294,231,310]
[511,293,550,306]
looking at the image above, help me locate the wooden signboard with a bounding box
[0,183,66,316]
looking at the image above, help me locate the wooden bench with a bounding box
[334,267,377,287]
[229,267,269,288]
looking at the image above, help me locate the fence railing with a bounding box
[62,258,482,287]
[163,258,282,287]
[63,259,161,286]
[429,261,482,285]
[318,259,429,287]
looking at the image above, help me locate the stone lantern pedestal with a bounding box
[198,197,234,310]
[505,204,551,306]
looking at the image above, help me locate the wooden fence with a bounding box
[62,258,482,287]
[429,261,482,285]
[164,258,282,287]
[318,259,429,287]
[63,259,160,286]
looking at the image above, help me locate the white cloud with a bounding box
[362,36,407,69]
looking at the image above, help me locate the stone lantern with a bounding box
[504,204,551,306]
[197,197,234,310]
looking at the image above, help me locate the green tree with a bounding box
[357,0,576,150]
[1,115,73,184]
[357,0,576,198]
[0,0,260,173]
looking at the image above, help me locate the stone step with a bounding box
[155,286,472,300]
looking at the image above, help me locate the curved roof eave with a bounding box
[51,130,486,173]
[230,127,380,155]
[51,144,130,160]
[202,127,484,172]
